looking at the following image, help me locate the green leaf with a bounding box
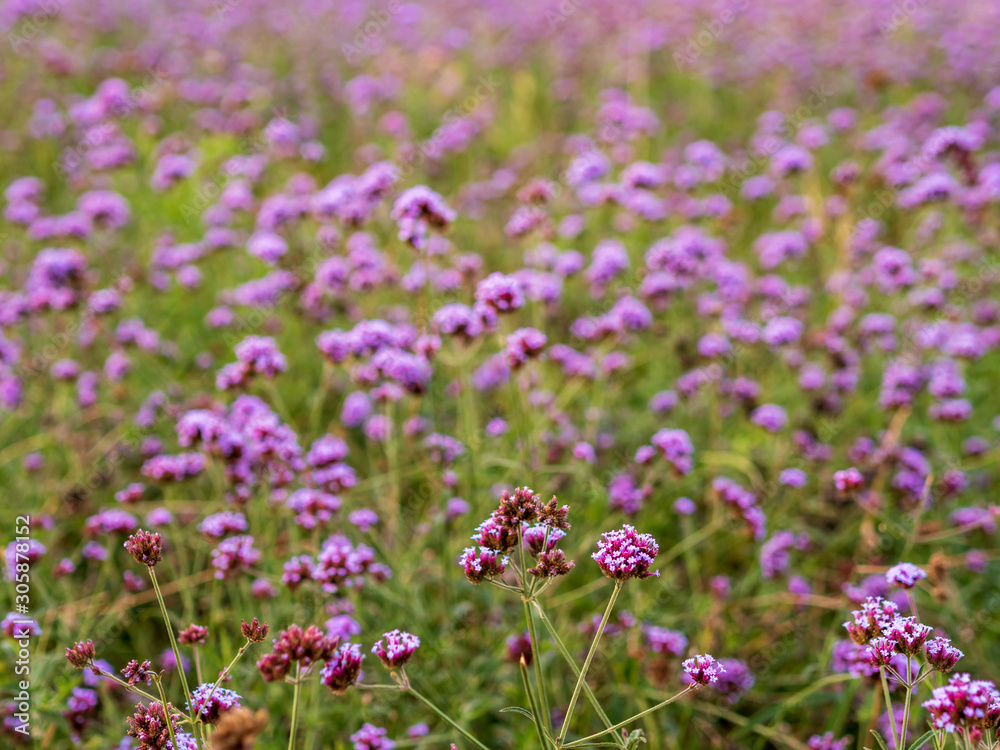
[869,729,890,750]
[907,730,936,750]
[499,706,535,720]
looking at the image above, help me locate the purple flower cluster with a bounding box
[592,525,659,581]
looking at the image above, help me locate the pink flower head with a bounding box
[885,562,927,590]
[683,654,725,686]
[592,525,659,581]
[371,629,420,669]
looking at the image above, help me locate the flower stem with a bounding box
[523,596,551,739]
[562,686,693,748]
[557,580,623,746]
[194,647,203,687]
[899,657,913,749]
[148,569,194,724]
[288,664,303,750]
[520,655,552,749]
[406,686,491,750]
[93,667,191,718]
[154,676,180,750]
[530,600,626,749]
[879,668,899,750]
[200,639,252,711]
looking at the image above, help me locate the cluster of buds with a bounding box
[121,659,155,687]
[178,624,209,646]
[66,640,96,669]
[256,625,338,682]
[124,530,163,568]
[125,701,184,750]
[460,487,574,585]
[844,596,965,676]
[241,618,269,643]
[844,597,900,645]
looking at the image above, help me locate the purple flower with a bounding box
[779,469,807,487]
[320,643,364,694]
[885,562,927,590]
[475,272,525,313]
[924,638,964,672]
[348,509,379,531]
[459,546,507,584]
[642,625,688,655]
[650,428,694,475]
[505,327,547,368]
[211,536,261,580]
[592,525,659,581]
[682,654,725,686]
[371,630,420,669]
[391,186,455,248]
[351,723,395,750]
[922,674,1000,733]
[188,683,242,724]
[834,468,864,493]
[751,404,787,432]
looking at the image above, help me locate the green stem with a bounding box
[94,668,192,720]
[288,664,303,750]
[520,655,552,750]
[154,676,180,750]
[563,687,693,748]
[148,569,195,725]
[406,686,491,750]
[530,600,626,749]
[200,639,252,712]
[900,657,913,750]
[523,596,551,740]
[880,668,899,750]
[194,647,203,687]
[557,580,623,746]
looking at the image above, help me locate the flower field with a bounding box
[2,1,1000,749]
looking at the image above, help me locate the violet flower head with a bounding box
[391,186,455,248]
[125,701,183,750]
[475,272,525,313]
[351,723,396,750]
[885,562,927,590]
[121,659,154,686]
[885,616,933,656]
[256,624,338,682]
[178,624,208,646]
[864,637,896,668]
[371,629,420,669]
[922,673,1000,733]
[321,642,364,694]
[124,529,162,568]
[459,546,507,584]
[924,637,964,673]
[211,536,261,580]
[239,618,269,644]
[682,654,725,686]
[66,640,96,669]
[834,467,864,494]
[592,524,660,581]
[188,683,242,725]
[844,596,900,645]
